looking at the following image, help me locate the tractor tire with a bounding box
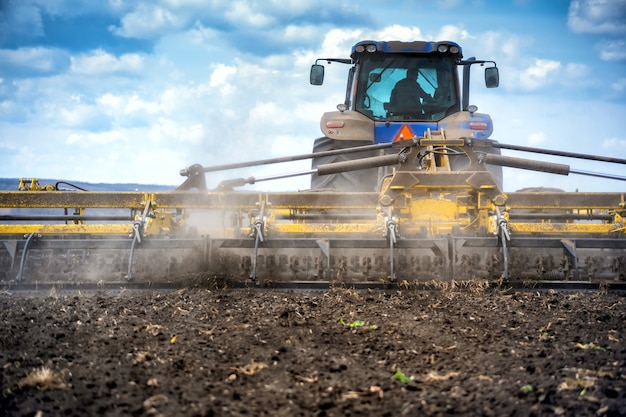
[310,137,379,192]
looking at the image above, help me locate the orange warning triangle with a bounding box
[392,125,415,143]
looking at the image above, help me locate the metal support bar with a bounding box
[249,200,266,283]
[126,200,152,281]
[16,233,38,282]
[495,207,510,282]
[250,222,263,283]
[385,212,397,282]
[481,153,570,175]
[482,152,626,181]
[186,142,400,175]
[126,223,141,281]
[1,190,620,211]
[0,215,131,221]
[492,142,626,165]
[217,153,406,190]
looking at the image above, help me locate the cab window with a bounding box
[355,55,458,121]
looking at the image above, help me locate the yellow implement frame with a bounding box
[0,190,624,236]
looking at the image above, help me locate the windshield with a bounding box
[354,55,459,121]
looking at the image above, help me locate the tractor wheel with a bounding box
[310,137,379,192]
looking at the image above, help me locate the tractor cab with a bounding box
[310,40,501,191]
[311,40,499,145]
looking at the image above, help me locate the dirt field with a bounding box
[1,284,625,416]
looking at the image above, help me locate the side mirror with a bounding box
[310,64,325,85]
[485,66,499,88]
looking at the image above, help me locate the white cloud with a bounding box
[563,62,589,77]
[111,4,191,39]
[559,62,594,89]
[126,94,160,115]
[611,77,626,92]
[66,130,127,145]
[265,0,314,14]
[517,59,561,90]
[92,92,162,128]
[599,39,626,61]
[209,64,237,94]
[97,93,124,113]
[149,118,204,144]
[225,1,274,28]
[71,49,145,74]
[57,104,104,128]
[436,25,474,42]
[320,28,366,57]
[282,25,319,43]
[158,83,212,114]
[377,25,423,41]
[528,132,547,146]
[188,22,223,46]
[602,137,626,149]
[0,47,68,73]
[567,0,626,64]
[568,0,626,35]
[0,98,24,121]
[0,135,16,150]
[246,102,290,132]
[476,31,533,63]
[97,93,159,118]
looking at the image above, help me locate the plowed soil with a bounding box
[1,284,625,416]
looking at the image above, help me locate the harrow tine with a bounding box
[250,227,262,283]
[16,233,38,282]
[250,200,267,283]
[126,199,152,281]
[495,206,510,283]
[126,224,141,282]
[385,210,398,282]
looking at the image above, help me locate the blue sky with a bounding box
[0,0,625,192]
